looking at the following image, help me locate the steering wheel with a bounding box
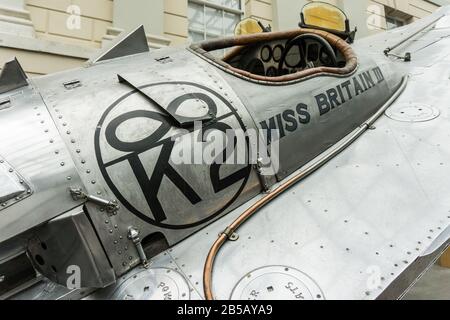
[278,33,338,74]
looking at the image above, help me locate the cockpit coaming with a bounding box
[226,35,346,78]
[190,28,358,83]
[189,27,396,182]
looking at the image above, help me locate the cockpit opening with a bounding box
[190,2,357,84]
[190,28,358,83]
[225,31,345,76]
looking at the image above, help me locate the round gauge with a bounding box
[273,44,284,62]
[285,44,302,68]
[266,66,278,77]
[260,45,272,62]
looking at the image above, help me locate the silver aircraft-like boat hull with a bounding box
[1,5,450,300]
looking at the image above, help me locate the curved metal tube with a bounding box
[203,76,409,300]
[384,14,443,56]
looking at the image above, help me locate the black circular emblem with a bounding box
[95,82,251,230]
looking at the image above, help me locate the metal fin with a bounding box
[0,58,28,94]
[88,25,149,64]
[118,74,214,128]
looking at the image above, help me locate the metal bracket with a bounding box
[128,227,150,268]
[117,74,214,128]
[255,157,271,193]
[69,188,119,214]
[220,227,239,241]
[385,51,412,62]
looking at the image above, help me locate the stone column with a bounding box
[0,0,35,38]
[103,0,170,49]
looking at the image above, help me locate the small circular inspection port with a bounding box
[231,266,324,300]
[386,103,440,122]
[110,268,190,300]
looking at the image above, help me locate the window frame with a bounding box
[385,15,406,30]
[188,0,245,42]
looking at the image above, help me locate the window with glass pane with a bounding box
[386,16,405,30]
[188,0,242,43]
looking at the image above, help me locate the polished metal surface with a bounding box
[108,267,191,300]
[0,58,28,94]
[123,8,450,300]
[27,206,115,288]
[222,51,396,180]
[88,25,149,65]
[0,155,30,207]
[0,85,84,245]
[230,266,325,300]
[32,47,262,276]
[384,12,444,56]
[386,103,440,122]
[88,252,201,300]
[11,278,94,300]
[3,6,450,300]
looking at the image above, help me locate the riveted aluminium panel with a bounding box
[32,47,262,277]
[28,6,450,298]
[0,85,84,245]
[0,156,28,205]
[136,34,450,300]
[220,50,395,181]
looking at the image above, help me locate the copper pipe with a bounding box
[202,76,409,300]
[203,166,316,300]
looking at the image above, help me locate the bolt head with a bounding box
[127,227,139,240]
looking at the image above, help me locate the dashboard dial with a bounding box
[260,45,272,62]
[273,44,284,62]
[285,44,302,68]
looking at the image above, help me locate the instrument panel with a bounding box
[229,38,345,77]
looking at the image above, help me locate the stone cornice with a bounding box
[102,27,171,49]
[0,32,98,59]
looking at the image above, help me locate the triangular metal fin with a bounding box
[0,58,28,94]
[118,73,214,128]
[89,25,149,64]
